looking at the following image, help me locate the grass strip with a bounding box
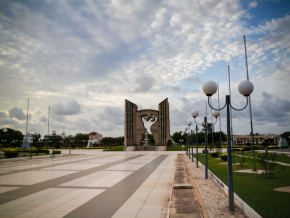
[195,153,290,218]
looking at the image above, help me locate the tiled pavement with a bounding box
[0,150,179,218]
[0,150,253,218]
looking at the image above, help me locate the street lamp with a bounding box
[191,109,220,176]
[187,119,193,160]
[202,80,254,212]
[185,127,189,155]
[69,139,74,155]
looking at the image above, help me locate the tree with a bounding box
[74,133,89,147]
[101,137,115,146]
[281,131,290,144]
[0,128,23,147]
[172,131,185,144]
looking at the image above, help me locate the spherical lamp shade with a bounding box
[201,122,205,127]
[238,80,254,96]
[185,127,189,131]
[3,128,7,133]
[187,119,192,126]
[190,109,199,118]
[203,81,217,96]
[212,110,220,118]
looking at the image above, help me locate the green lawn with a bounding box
[195,153,290,218]
[166,146,184,151]
[234,151,290,164]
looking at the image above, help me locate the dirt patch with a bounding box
[274,186,290,193]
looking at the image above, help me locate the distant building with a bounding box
[87,132,103,147]
[233,134,280,145]
[89,132,103,141]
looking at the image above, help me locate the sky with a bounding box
[0,0,289,139]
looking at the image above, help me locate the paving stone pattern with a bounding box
[0,151,179,218]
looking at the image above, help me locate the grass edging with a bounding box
[192,156,262,218]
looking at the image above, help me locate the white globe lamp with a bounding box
[212,110,220,118]
[203,81,217,96]
[238,80,254,96]
[191,109,199,118]
[187,119,192,126]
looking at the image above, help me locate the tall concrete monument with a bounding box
[124,98,170,148]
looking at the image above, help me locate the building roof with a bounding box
[89,132,98,135]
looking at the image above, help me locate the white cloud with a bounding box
[52,100,81,116]
[0,0,289,137]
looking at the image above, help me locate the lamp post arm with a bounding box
[208,97,227,111]
[212,117,218,125]
[229,96,249,111]
[193,118,204,126]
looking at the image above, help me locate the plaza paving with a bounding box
[0,150,180,218]
[0,149,257,218]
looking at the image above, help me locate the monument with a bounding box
[124,98,170,150]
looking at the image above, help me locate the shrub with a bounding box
[257,150,277,178]
[202,149,208,154]
[103,146,125,151]
[267,145,279,149]
[39,149,50,154]
[221,153,227,161]
[239,150,246,167]
[4,149,19,158]
[210,151,219,157]
[233,148,244,152]
[52,150,61,155]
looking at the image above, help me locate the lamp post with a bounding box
[187,120,192,159]
[185,127,189,155]
[191,109,220,176]
[69,139,74,155]
[202,80,254,212]
[179,139,183,147]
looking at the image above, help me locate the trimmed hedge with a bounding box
[210,152,219,157]
[221,153,227,161]
[52,150,61,155]
[267,145,279,149]
[4,151,19,158]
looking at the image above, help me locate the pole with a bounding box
[204,116,208,179]
[191,130,194,162]
[186,133,188,155]
[47,105,50,149]
[244,35,256,171]
[228,65,235,163]
[69,138,71,155]
[218,82,222,154]
[25,98,29,158]
[226,95,235,212]
[196,125,199,168]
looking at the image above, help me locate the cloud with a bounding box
[52,100,81,116]
[135,75,156,92]
[9,107,27,120]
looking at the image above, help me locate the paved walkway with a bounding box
[0,150,256,218]
[183,155,248,218]
[0,150,179,218]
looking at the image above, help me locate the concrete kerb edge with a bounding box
[166,156,176,218]
[185,157,209,218]
[192,157,262,218]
